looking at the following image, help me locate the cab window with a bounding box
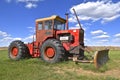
[44,20,52,30]
[38,22,42,30]
[54,20,65,30]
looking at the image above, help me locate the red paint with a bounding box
[45,47,55,58]
[11,47,18,57]
[26,42,40,57]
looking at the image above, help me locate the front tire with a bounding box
[8,40,29,60]
[40,39,65,63]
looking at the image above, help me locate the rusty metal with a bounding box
[93,49,109,68]
[73,57,93,63]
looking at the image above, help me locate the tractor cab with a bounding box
[35,15,67,43]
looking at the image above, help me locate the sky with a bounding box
[0,0,120,47]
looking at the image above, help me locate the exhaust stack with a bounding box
[65,13,69,30]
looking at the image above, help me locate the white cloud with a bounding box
[113,38,120,43]
[69,1,120,23]
[113,33,120,44]
[27,26,35,34]
[89,29,111,46]
[93,34,110,39]
[84,38,91,44]
[69,23,87,31]
[17,0,42,9]
[0,30,35,47]
[114,33,120,37]
[84,23,91,26]
[102,14,120,23]
[0,31,10,37]
[6,0,44,9]
[95,41,109,45]
[23,35,35,43]
[91,30,107,35]
[0,37,12,42]
[88,39,110,46]
[0,31,12,46]
[69,26,80,29]
[91,30,110,42]
[0,30,22,47]
[0,35,34,47]
[75,23,83,27]
[69,16,77,23]
[99,39,109,42]
[0,36,22,47]
[75,24,87,30]
[13,38,22,40]
[25,2,37,9]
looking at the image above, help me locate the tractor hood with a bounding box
[56,29,84,46]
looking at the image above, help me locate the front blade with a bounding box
[93,49,109,68]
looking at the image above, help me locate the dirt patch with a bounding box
[58,67,120,79]
[104,69,120,78]
[78,69,120,78]
[53,67,65,74]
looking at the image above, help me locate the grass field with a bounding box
[0,50,120,80]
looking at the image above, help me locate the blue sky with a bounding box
[0,0,120,47]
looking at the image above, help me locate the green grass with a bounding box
[0,50,120,80]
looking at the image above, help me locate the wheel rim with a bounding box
[45,47,55,58]
[11,47,18,57]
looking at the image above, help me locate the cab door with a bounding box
[36,20,53,43]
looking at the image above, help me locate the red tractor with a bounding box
[8,9,109,68]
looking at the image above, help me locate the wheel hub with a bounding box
[12,47,18,57]
[45,47,55,58]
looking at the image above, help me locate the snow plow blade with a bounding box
[93,49,109,68]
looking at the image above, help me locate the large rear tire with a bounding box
[8,40,29,60]
[40,39,65,63]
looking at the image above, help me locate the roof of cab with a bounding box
[36,15,66,23]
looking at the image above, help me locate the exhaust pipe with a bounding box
[65,13,69,30]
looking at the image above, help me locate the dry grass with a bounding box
[0,47,8,50]
[87,46,120,50]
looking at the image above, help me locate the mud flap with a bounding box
[93,49,109,68]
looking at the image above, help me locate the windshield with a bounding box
[54,20,65,30]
